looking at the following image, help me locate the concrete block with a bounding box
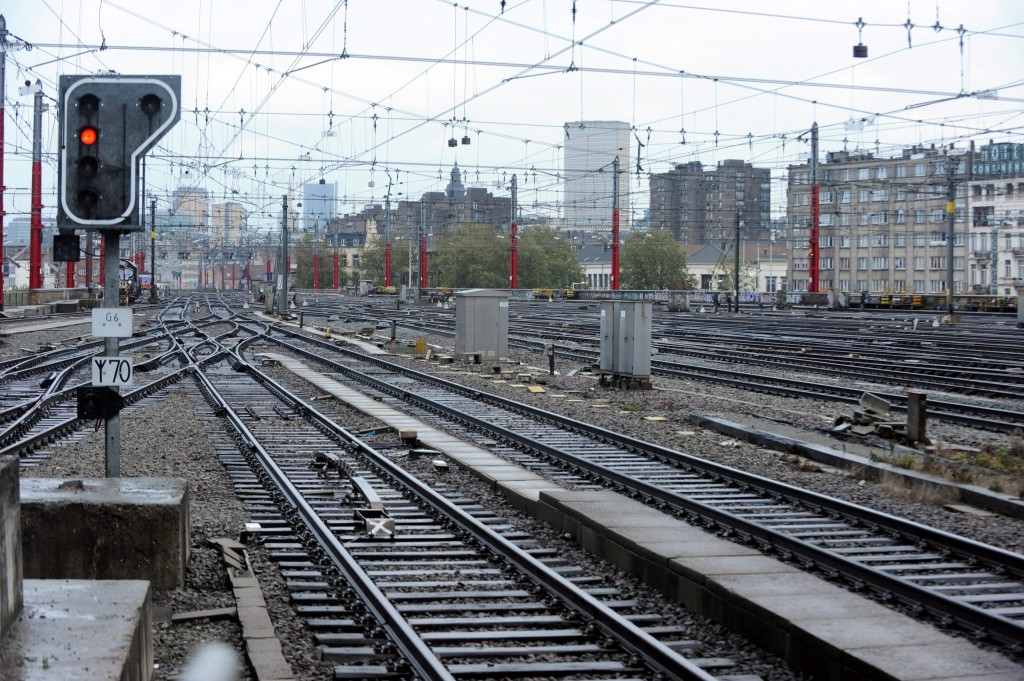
[20,477,190,589]
[0,579,152,681]
[0,456,23,639]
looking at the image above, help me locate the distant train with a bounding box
[790,291,1018,313]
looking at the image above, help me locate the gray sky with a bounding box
[3,0,1023,230]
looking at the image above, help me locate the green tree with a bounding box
[360,236,413,288]
[292,232,333,289]
[516,225,585,289]
[620,229,695,290]
[432,223,508,288]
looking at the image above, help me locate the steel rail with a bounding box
[191,364,457,681]
[254,327,1024,648]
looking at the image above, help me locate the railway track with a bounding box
[301,309,1024,432]
[189,331,744,680]
[246,322,1024,652]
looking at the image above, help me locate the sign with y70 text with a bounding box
[92,357,134,387]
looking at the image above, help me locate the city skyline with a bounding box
[1,1,1021,234]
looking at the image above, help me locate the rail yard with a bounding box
[1,295,1022,681]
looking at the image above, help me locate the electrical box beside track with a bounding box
[454,289,510,362]
[599,300,653,389]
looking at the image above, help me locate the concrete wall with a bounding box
[0,456,23,639]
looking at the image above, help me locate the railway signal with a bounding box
[57,74,181,230]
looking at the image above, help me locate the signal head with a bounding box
[79,93,100,116]
[80,126,98,146]
[139,93,162,116]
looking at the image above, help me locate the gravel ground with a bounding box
[4,307,1023,680]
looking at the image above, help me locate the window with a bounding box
[840,235,851,247]
[873,188,889,201]
[792,258,809,271]
[934,162,946,176]
[914,163,927,177]
[914,257,926,270]
[856,279,868,292]
[857,257,868,269]
[872,279,888,292]
[930,256,945,270]
[893,279,906,291]
[820,257,834,269]
[896,187,908,201]
[858,189,871,203]
[871,212,889,225]
[895,234,906,247]
[953,256,965,270]
[896,210,906,224]
[931,209,944,223]
[872,234,888,247]
[894,257,906,270]
[859,213,870,226]
[858,235,869,247]
[876,166,889,179]
[915,234,927,247]
[1006,260,1013,277]
[953,233,965,246]
[839,279,851,290]
[858,168,871,180]
[841,169,851,181]
[819,213,835,226]
[931,232,947,244]
[820,190,834,203]
[840,190,852,204]
[914,279,926,292]
[930,280,945,293]
[840,257,850,269]
[897,165,908,178]
[840,213,851,226]
[872,257,888,269]
[819,235,834,247]
[914,211,926,224]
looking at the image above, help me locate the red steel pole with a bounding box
[419,235,427,289]
[384,243,392,288]
[510,222,518,289]
[333,249,339,290]
[810,184,820,293]
[29,83,43,290]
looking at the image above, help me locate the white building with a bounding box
[563,121,630,234]
[966,143,1024,296]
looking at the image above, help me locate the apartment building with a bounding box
[786,146,971,295]
[650,159,771,245]
[966,142,1024,295]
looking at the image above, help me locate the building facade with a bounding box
[966,143,1024,295]
[302,180,338,231]
[563,121,630,234]
[649,160,771,245]
[786,146,971,295]
[171,187,210,240]
[211,202,245,248]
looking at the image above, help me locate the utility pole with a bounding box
[734,212,742,312]
[809,122,820,293]
[0,15,27,310]
[946,157,957,314]
[27,79,44,290]
[384,170,393,288]
[277,195,289,316]
[611,156,620,291]
[510,174,518,289]
[149,198,158,303]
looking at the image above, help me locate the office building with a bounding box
[563,121,630,233]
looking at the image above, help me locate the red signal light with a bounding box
[80,126,98,145]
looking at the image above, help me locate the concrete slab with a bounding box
[20,477,190,589]
[1,456,22,639]
[0,579,152,681]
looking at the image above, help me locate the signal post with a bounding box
[56,74,181,476]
